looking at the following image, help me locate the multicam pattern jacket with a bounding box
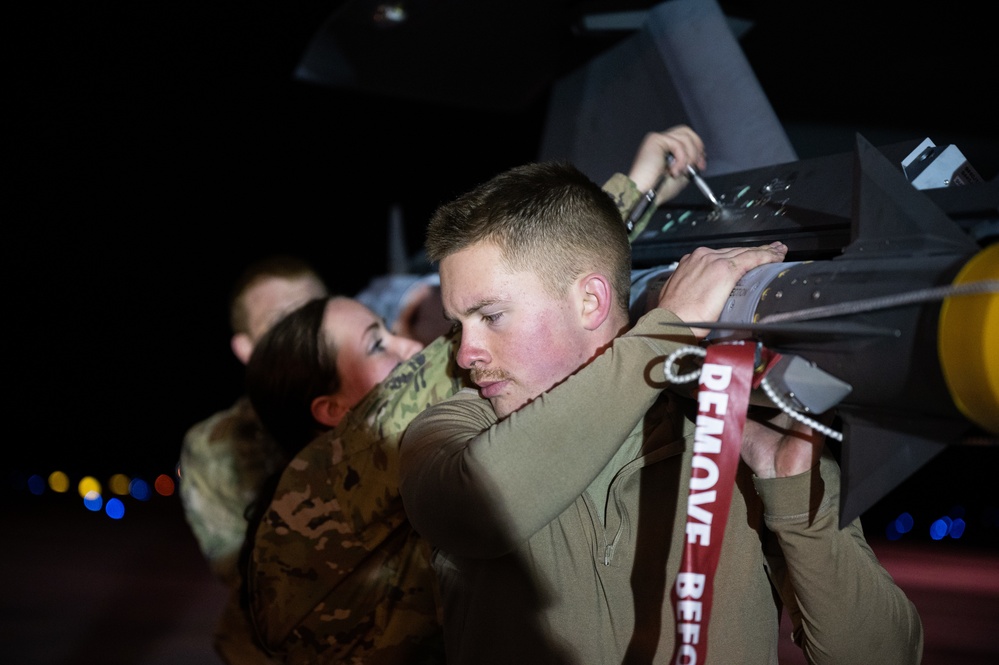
[179,396,288,587]
[246,335,465,664]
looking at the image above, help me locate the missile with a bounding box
[682,134,998,527]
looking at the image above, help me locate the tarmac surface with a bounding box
[4,489,998,664]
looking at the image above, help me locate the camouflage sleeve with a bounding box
[604,172,680,322]
[247,335,464,663]
[602,171,654,241]
[178,398,286,587]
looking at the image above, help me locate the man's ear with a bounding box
[311,394,348,429]
[231,333,254,365]
[579,273,613,331]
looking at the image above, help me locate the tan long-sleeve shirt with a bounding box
[399,308,924,665]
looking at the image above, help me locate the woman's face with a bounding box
[321,296,424,411]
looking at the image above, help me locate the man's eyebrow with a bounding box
[460,298,502,318]
[445,297,501,321]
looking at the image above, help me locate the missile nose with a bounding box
[938,244,999,434]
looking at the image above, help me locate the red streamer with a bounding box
[670,340,756,664]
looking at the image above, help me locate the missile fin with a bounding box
[837,409,955,528]
[844,134,980,259]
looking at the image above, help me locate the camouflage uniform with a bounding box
[242,174,648,664]
[178,395,288,664]
[180,395,288,584]
[603,171,651,241]
[246,334,465,664]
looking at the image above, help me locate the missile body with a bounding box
[704,135,998,525]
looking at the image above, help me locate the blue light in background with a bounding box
[27,474,46,496]
[895,512,914,533]
[885,511,914,541]
[930,517,950,540]
[129,478,151,501]
[83,490,103,512]
[105,497,125,519]
[926,505,971,541]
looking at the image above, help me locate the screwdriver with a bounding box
[624,153,722,232]
[684,163,722,209]
[668,152,721,208]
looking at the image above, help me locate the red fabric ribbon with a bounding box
[670,340,756,664]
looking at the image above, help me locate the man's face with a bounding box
[244,275,328,344]
[439,241,592,419]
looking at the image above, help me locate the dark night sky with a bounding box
[8,1,997,534]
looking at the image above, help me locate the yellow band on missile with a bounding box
[938,243,999,434]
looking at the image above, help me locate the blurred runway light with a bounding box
[930,517,952,540]
[885,511,916,540]
[27,474,46,495]
[108,473,130,495]
[154,473,175,497]
[78,476,101,498]
[886,512,912,541]
[105,497,125,519]
[929,514,968,541]
[83,490,102,512]
[48,470,69,493]
[129,477,151,501]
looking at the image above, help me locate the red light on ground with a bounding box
[154,474,175,496]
